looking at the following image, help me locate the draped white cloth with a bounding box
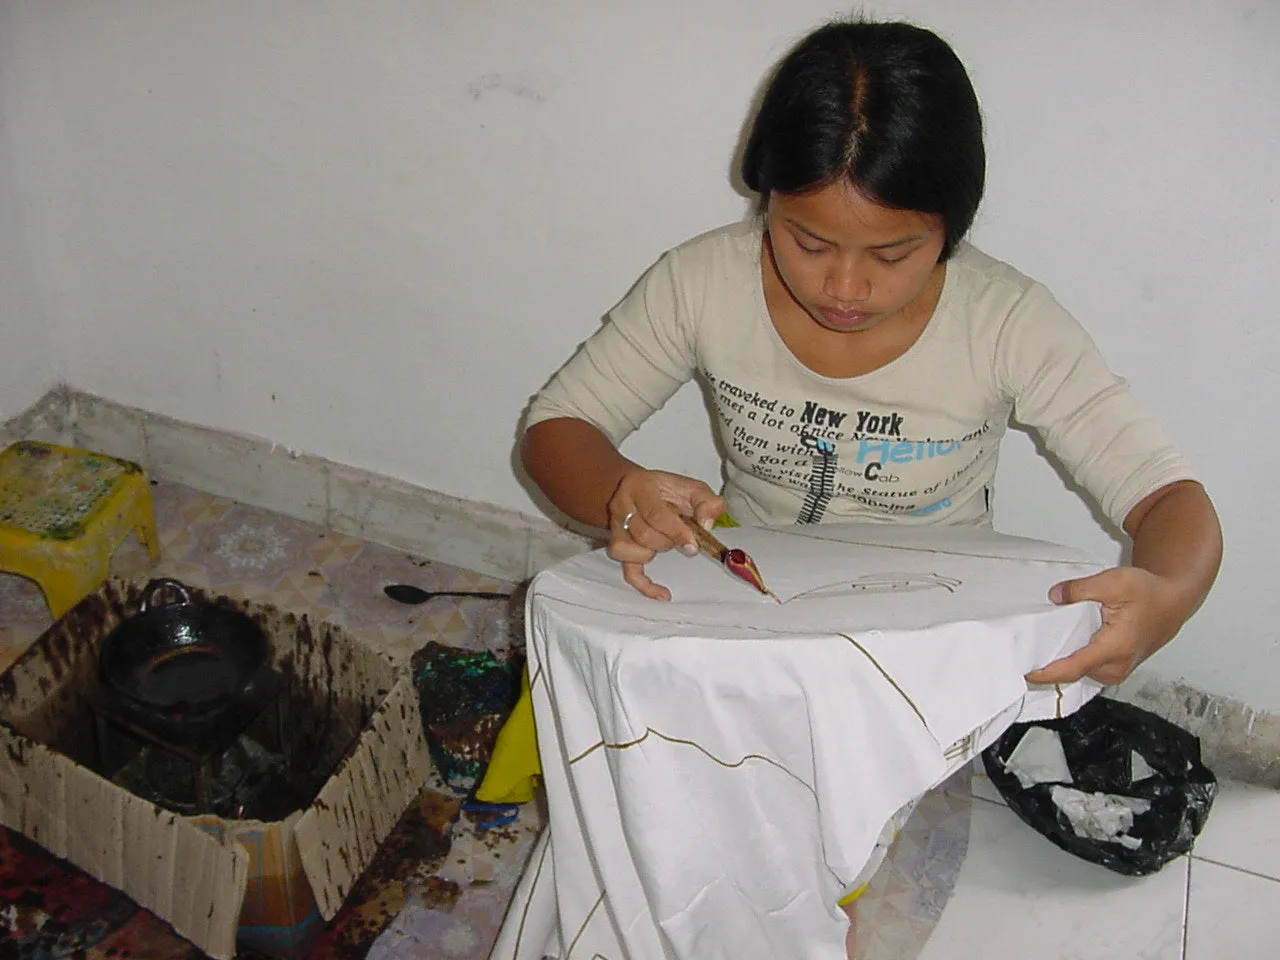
[491,524,1105,960]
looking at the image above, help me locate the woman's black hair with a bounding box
[741,19,985,260]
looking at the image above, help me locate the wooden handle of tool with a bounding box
[681,515,727,560]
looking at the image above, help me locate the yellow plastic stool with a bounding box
[0,441,160,619]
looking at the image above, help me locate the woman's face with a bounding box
[764,180,946,335]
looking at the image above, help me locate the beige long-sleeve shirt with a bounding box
[527,221,1194,529]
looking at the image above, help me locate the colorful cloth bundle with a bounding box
[411,641,523,795]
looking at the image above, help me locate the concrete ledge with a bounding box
[1109,676,1280,788]
[4,388,596,584]
[0,387,74,448]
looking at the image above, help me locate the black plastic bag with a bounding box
[981,696,1217,876]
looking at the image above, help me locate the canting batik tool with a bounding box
[681,516,781,603]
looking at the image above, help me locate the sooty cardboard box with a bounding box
[0,580,433,958]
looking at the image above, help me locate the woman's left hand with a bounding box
[1026,481,1222,687]
[1024,565,1184,686]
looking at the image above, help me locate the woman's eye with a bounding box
[795,239,826,255]
[874,253,909,266]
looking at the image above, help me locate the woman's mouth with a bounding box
[819,307,874,330]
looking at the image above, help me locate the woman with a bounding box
[517,18,1221,955]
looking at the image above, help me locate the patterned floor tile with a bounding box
[193,504,324,591]
[855,771,973,960]
[0,573,50,627]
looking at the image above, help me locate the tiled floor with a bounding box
[0,480,539,960]
[2,480,1278,959]
[916,764,1280,960]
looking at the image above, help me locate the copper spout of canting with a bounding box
[681,517,781,602]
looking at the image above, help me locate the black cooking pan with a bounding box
[99,578,269,714]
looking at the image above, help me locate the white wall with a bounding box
[2,0,1277,709]
[0,2,58,419]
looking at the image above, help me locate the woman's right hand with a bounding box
[606,469,726,600]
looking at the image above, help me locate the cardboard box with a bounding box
[0,580,433,959]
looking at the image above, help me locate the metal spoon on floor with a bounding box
[383,583,511,605]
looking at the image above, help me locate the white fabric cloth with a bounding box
[491,524,1105,960]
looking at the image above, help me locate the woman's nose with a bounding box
[824,258,871,303]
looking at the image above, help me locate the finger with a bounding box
[1087,662,1138,686]
[1050,569,1129,606]
[607,536,657,566]
[647,475,723,540]
[629,503,698,556]
[1025,639,1109,685]
[1028,658,1134,687]
[615,508,639,543]
[1025,636,1138,685]
[691,495,728,531]
[614,501,647,537]
[609,535,673,599]
[622,561,671,601]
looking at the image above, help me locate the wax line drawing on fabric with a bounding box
[563,726,851,889]
[568,728,815,794]
[565,893,606,958]
[512,830,551,957]
[944,729,979,763]
[764,525,1086,564]
[787,572,962,602]
[836,632,929,730]
[530,594,812,634]
[529,602,933,747]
